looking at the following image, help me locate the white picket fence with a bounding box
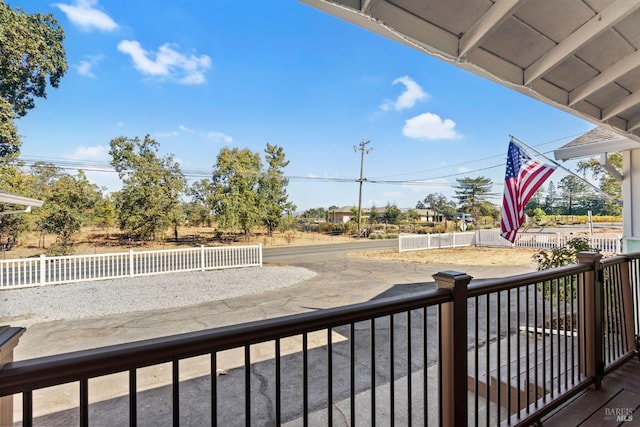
[0,244,262,290]
[399,230,622,253]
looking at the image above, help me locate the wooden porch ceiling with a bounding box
[300,0,640,145]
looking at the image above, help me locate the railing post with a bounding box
[39,254,46,286]
[619,256,636,352]
[433,270,473,427]
[200,245,206,271]
[0,326,25,427]
[258,243,263,267]
[576,251,604,389]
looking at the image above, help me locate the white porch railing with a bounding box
[399,230,622,253]
[0,245,262,290]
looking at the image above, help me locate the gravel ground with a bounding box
[0,266,316,326]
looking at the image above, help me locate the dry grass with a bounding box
[2,227,356,259]
[348,246,539,266]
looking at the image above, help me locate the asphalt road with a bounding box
[262,238,397,264]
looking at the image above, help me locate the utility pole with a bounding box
[354,139,372,238]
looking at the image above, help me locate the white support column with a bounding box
[622,150,640,252]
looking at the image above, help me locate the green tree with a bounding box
[558,175,587,215]
[577,153,622,216]
[0,2,67,158]
[454,176,496,222]
[259,144,295,236]
[39,171,101,253]
[383,203,401,224]
[212,147,262,239]
[543,180,557,214]
[369,204,380,224]
[110,135,186,240]
[301,207,327,219]
[93,196,116,231]
[189,178,216,227]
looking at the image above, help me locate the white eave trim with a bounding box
[0,191,44,208]
[553,138,640,161]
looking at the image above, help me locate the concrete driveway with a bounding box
[8,245,537,426]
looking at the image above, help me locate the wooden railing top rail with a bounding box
[0,287,451,397]
[467,262,590,297]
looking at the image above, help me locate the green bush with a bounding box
[532,237,599,301]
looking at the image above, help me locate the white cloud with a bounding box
[206,131,233,144]
[403,112,459,140]
[457,166,471,173]
[380,76,428,111]
[178,125,195,133]
[155,131,179,138]
[75,55,103,78]
[66,145,109,160]
[54,0,118,32]
[117,40,211,85]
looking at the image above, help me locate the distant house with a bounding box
[329,206,441,224]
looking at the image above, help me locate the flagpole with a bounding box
[508,134,622,205]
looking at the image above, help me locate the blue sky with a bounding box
[10,0,595,212]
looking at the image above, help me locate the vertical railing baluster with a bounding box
[474,296,479,425]
[534,281,539,406]
[350,322,355,427]
[423,306,428,425]
[371,318,376,425]
[129,368,137,427]
[407,310,412,426]
[303,332,308,427]
[328,328,333,427]
[526,284,531,412]
[80,378,89,426]
[245,345,251,427]
[507,288,512,418]
[276,339,281,425]
[173,360,179,427]
[542,279,547,404]
[497,291,501,423]
[211,353,217,426]
[23,390,33,427]
[516,285,522,417]
[486,293,490,426]
[390,314,395,427]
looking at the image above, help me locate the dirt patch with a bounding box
[348,246,540,266]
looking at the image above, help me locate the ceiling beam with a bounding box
[458,0,522,58]
[524,0,640,85]
[569,49,640,106]
[626,115,640,132]
[603,90,640,120]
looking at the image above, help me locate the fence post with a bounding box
[258,243,263,267]
[39,254,46,286]
[576,251,604,389]
[0,326,25,427]
[129,249,134,277]
[200,245,206,271]
[434,270,473,427]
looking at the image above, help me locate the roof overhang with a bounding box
[554,126,640,161]
[300,0,640,144]
[0,191,44,215]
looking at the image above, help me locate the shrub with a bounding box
[532,237,599,301]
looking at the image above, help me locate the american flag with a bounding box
[500,141,556,243]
